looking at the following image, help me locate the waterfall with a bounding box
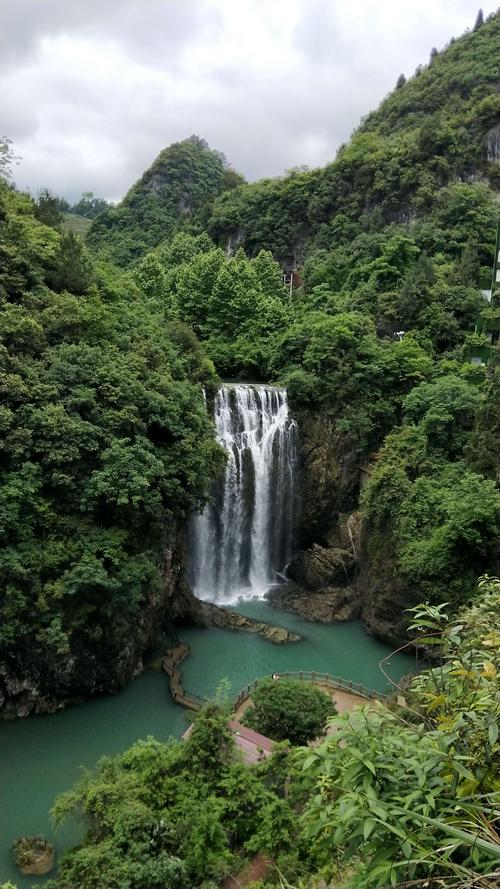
[190,384,298,603]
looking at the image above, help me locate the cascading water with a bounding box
[190,384,298,603]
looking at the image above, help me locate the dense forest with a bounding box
[2,6,500,889]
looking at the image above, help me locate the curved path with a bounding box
[162,646,386,715]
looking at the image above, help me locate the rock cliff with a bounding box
[0,531,187,718]
[274,408,413,646]
[0,530,300,718]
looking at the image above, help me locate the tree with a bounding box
[70,191,112,218]
[45,230,94,294]
[403,375,479,454]
[474,8,484,29]
[242,677,335,745]
[396,73,406,89]
[457,237,480,285]
[34,189,63,229]
[133,252,171,307]
[0,137,19,181]
[49,705,296,887]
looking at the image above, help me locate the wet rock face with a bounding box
[356,526,416,646]
[289,543,355,590]
[194,599,301,643]
[267,583,359,623]
[294,409,360,546]
[487,123,500,163]
[288,406,415,646]
[13,837,55,876]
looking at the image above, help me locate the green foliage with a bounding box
[150,237,291,378]
[45,231,95,294]
[0,181,224,701]
[87,136,244,266]
[362,405,500,605]
[242,677,335,745]
[298,581,500,887]
[0,136,19,181]
[34,189,64,230]
[466,369,500,485]
[69,192,113,219]
[203,14,500,272]
[49,705,295,888]
[404,374,479,453]
[275,310,433,452]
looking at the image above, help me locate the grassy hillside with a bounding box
[61,212,92,237]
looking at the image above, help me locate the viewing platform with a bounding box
[162,645,386,716]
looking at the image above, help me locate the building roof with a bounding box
[228,719,273,764]
[182,719,273,766]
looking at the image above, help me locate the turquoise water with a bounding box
[180,600,415,700]
[0,670,188,887]
[0,603,414,885]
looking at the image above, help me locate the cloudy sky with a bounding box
[0,0,496,202]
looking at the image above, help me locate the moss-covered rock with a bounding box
[294,410,360,546]
[13,837,54,876]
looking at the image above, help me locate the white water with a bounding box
[190,384,298,603]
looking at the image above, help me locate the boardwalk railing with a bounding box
[162,644,386,714]
[233,671,386,710]
[163,643,207,711]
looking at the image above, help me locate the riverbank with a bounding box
[0,603,414,887]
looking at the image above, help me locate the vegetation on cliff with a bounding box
[206,12,500,266]
[87,136,245,266]
[362,375,500,610]
[0,181,224,712]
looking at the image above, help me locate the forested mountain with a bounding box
[3,7,500,889]
[87,135,245,266]
[77,11,500,641]
[207,11,500,266]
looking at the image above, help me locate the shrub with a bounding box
[242,677,335,745]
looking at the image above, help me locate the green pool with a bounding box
[0,602,414,886]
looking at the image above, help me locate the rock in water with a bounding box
[199,600,301,642]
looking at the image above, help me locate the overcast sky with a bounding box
[0,0,496,202]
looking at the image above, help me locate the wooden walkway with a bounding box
[162,643,205,711]
[232,671,385,721]
[162,647,386,716]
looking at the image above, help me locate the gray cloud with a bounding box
[0,1,218,69]
[0,0,496,202]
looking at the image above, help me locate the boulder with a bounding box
[266,583,359,624]
[198,600,301,642]
[14,837,55,876]
[289,544,355,590]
